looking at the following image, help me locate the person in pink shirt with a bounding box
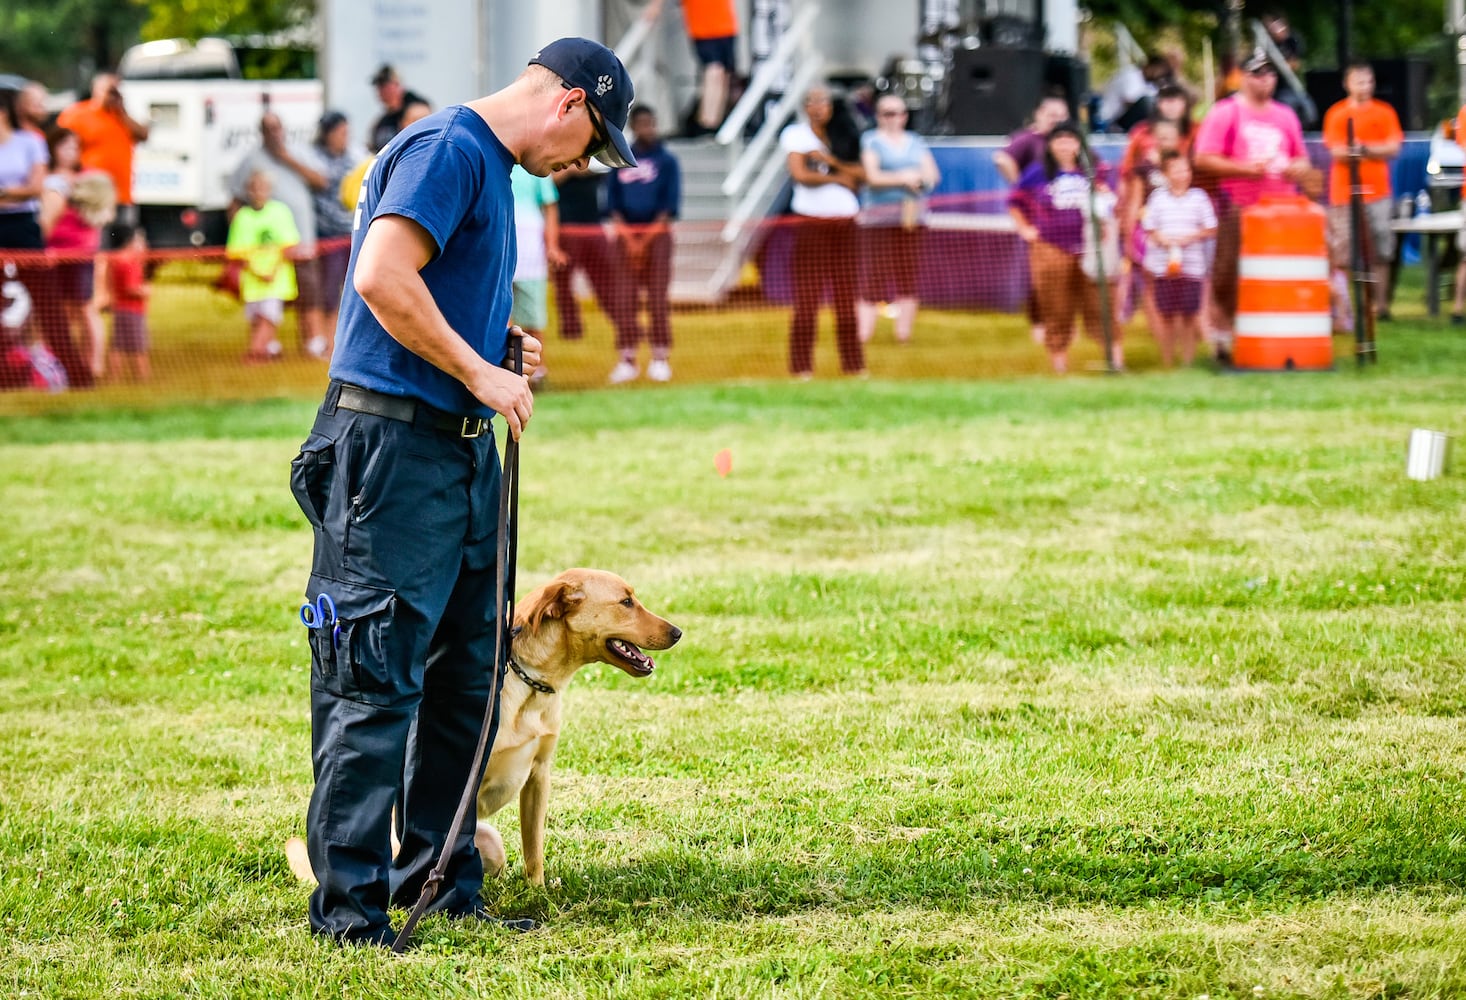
[40,127,115,383]
[1193,49,1311,362]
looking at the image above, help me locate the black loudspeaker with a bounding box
[1305,58,1431,132]
[1371,58,1431,131]
[1044,54,1090,122]
[943,47,1048,135]
[1303,69,1342,127]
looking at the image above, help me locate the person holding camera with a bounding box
[57,72,149,246]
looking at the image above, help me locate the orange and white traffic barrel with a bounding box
[1234,194,1333,371]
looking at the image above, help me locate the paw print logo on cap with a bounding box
[595,74,614,97]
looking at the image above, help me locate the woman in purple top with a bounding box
[1007,121,1120,373]
[995,94,1070,347]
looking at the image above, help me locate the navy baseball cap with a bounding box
[529,37,637,168]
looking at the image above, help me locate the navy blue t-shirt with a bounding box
[329,106,517,417]
[606,142,681,225]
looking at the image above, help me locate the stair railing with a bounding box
[714,2,823,242]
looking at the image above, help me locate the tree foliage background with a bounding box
[0,0,315,89]
[0,1,149,88]
[1083,0,1446,66]
[1084,0,1458,121]
[0,0,1458,116]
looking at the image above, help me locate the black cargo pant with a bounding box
[290,381,504,943]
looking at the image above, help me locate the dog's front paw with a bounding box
[475,822,506,877]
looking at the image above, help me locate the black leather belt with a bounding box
[334,383,490,438]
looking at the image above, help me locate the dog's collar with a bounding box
[508,656,555,695]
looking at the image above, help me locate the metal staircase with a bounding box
[619,2,824,304]
[666,137,780,303]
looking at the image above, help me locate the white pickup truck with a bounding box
[119,38,324,246]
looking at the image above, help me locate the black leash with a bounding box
[1345,117,1378,367]
[392,341,524,953]
[1080,143,1119,374]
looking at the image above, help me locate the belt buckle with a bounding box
[460,417,486,439]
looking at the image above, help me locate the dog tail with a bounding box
[284,821,402,885]
[284,837,317,884]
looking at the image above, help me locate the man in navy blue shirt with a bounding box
[290,37,637,948]
[551,163,639,344]
[606,105,681,384]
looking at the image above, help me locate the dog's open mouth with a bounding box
[607,638,655,676]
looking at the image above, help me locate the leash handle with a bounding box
[1345,117,1377,366]
[503,331,522,627]
[504,422,520,618]
[392,352,523,953]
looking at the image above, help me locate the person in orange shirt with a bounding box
[1322,61,1401,323]
[1452,102,1466,324]
[56,72,149,246]
[644,0,738,132]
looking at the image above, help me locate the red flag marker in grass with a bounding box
[714,448,732,478]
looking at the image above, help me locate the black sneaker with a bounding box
[319,924,402,950]
[1452,313,1465,327]
[448,905,539,932]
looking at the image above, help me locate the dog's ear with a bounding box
[519,583,566,634]
[519,576,592,633]
[520,581,585,633]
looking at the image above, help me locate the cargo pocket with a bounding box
[306,576,403,706]
[290,432,336,531]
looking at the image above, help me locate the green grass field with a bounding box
[2,307,1465,997]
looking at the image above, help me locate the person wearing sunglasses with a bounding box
[293,37,636,950]
[856,94,940,345]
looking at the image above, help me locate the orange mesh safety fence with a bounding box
[0,191,1198,415]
